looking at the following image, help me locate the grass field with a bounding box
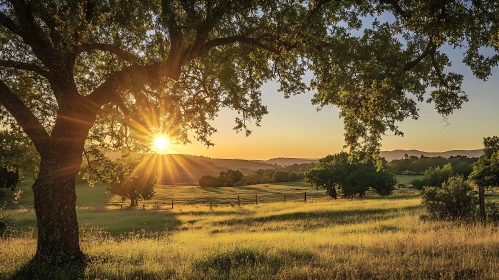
[2,178,499,279]
[394,174,424,186]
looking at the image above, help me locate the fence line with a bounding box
[109,191,329,209]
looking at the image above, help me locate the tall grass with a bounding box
[2,196,499,279]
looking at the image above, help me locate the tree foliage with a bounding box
[108,154,157,208]
[305,152,396,198]
[0,128,39,180]
[219,169,244,187]
[1,0,489,157]
[199,168,304,187]
[411,163,454,190]
[470,136,499,188]
[198,175,220,188]
[388,155,476,177]
[198,169,243,187]
[422,176,477,220]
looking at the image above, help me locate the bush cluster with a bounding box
[236,169,304,186]
[388,155,476,177]
[411,163,454,190]
[199,169,305,187]
[199,169,244,187]
[422,176,477,220]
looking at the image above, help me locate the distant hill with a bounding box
[260,158,318,166]
[105,150,484,185]
[380,149,483,161]
[153,155,276,184]
[155,154,226,185]
[210,158,276,173]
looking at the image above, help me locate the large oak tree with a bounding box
[0,0,496,263]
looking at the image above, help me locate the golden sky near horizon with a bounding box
[159,45,499,160]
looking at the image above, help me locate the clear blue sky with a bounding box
[166,46,499,160]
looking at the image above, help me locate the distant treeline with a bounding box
[387,155,478,177]
[198,167,307,187]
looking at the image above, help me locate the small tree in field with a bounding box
[108,156,156,208]
[219,169,243,187]
[272,170,288,183]
[198,175,220,188]
[306,152,396,199]
[469,136,499,220]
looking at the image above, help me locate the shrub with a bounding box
[421,176,477,220]
[0,204,6,234]
[425,163,454,187]
[485,202,499,223]
[411,164,454,190]
[198,175,220,188]
[410,178,424,189]
[272,171,288,183]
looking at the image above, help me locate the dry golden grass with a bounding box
[2,192,499,279]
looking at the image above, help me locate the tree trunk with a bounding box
[33,155,85,263]
[479,185,486,221]
[130,196,136,208]
[32,103,96,264]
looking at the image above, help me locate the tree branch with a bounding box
[0,80,51,154]
[197,35,281,58]
[2,1,58,73]
[380,0,412,18]
[74,44,140,62]
[401,40,437,73]
[85,64,158,108]
[0,59,51,79]
[185,0,232,60]
[0,11,23,36]
[110,92,152,136]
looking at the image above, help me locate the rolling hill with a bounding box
[153,155,276,184]
[107,150,483,185]
[155,154,226,185]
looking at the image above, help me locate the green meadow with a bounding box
[1,178,499,279]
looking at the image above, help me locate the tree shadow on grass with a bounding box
[77,208,184,236]
[218,205,422,229]
[8,259,86,280]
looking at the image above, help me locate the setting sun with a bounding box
[153,136,169,151]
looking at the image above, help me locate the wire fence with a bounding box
[109,191,329,209]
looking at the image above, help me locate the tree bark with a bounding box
[479,185,486,221]
[130,196,136,208]
[32,103,96,264]
[33,156,85,263]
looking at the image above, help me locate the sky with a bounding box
[163,43,499,160]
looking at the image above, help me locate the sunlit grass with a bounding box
[2,180,499,279]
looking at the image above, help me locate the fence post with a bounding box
[283,196,286,203]
[120,204,123,210]
[143,204,145,210]
[171,199,174,209]
[238,195,240,207]
[256,193,258,205]
[304,192,307,203]
[210,201,213,210]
